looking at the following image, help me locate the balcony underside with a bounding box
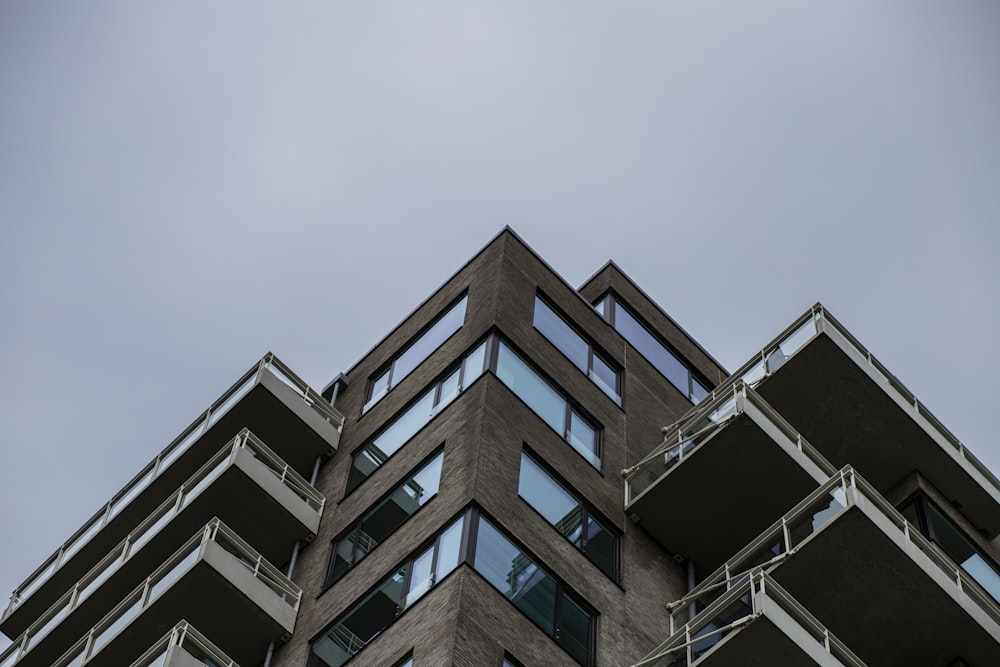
[3,368,335,638]
[695,613,845,667]
[756,332,1000,538]
[25,450,317,662]
[628,412,825,578]
[771,504,1000,666]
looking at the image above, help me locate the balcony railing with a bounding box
[624,380,836,505]
[4,353,341,622]
[666,466,1000,635]
[634,570,867,667]
[703,304,1000,500]
[0,429,320,665]
[129,621,238,667]
[0,519,300,667]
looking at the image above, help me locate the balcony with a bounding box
[633,571,867,667]
[624,381,835,576]
[667,468,1000,666]
[3,353,342,637]
[0,519,299,667]
[129,621,240,667]
[710,304,1000,539]
[0,430,321,667]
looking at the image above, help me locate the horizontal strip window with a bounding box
[349,333,602,496]
[393,653,414,667]
[594,293,710,404]
[365,294,469,413]
[310,515,466,667]
[470,509,597,667]
[518,450,619,583]
[325,449,444,592]
[502,654,525,667]
[900,492,1000,603]
[495,339,601,469]
[533,295,620,404]
[348,340,488,493]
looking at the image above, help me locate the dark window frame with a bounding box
[518,447,621,584]
[532,292,622,405]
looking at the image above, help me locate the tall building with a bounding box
[2,228,999,667]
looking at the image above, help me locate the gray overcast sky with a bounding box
[1,1,998,650]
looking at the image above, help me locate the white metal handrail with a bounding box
[5,353,341,620]
[0,429,321,664]
[129,620,239,667]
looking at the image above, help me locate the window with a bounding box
[495,340,600,469]
[471,513,597,667]
[899,493,1000,603]
[325,450,444,591]
[518,451,619,583]
[502,655,524,667]
[309,516,466,667]
[349,334,602,496]
[365,294,469,413]
[594,293,711,404]
[393,656,413,667]
[348,341,487,493]
[533,296,620,403]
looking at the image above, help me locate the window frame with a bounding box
[517,448,621,584]
[532,293,622,405]
[363,292,469,414]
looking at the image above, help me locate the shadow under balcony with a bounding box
[720,305,1000,541]
[625,381,835,577]
[129,621,242,667]
[3,353,341,638]
[634,571,867,667]
[0,430,321,667]
[671,468,1000,667]
[6,519,298,667]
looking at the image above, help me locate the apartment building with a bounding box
[2,228,998,667]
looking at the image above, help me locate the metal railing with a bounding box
[700,303,1000,499]
[4,352,341,620]
[1,519,300,667]
[129,620,239,667]
[634,570,867,667]
[666,466,1000,634]
[0,430,321,665]
[623,381,836,505]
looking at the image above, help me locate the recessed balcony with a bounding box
[3,353,341,638]
[624,381,835,577]
[0,430,321,667]
[668,468,1000,666]
[1,519,299,667]
[634,571,867,667]
[714,305,1000,540]
[129,621,241,667]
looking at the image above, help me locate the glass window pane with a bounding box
[518,453,581,532]
[462,341,488,386]
[372,390,437,460]
[584,515,618,581]
[691,378,710,404]
[590,354,619,401]
[326,537,357,588]
[614,302,690,397]
[407,451,444,505]
[393,296,468,383]
[925,501,1000,602]
[404,546,434,608]
[568,412,599,468]
[559,594,593,666]
[365,370,391,411]
[593,297,606,318]
[473,518,556,636]
[436,516,465,580]
[496,342,567,435]
[436,369,461,409]
[534,298,589,371]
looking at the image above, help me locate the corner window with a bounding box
[594,293,711,404]
[364,294,469,413]
[518,450,620,582]
[325,450,444,591]
[533,295,620,404]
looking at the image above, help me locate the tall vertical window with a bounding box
[495,340,600,469]
[349,341,487,493]
[309,515,466,667]
[365,294,469,413]
[325,450,445,590]
[518,450,619,583]
[899,493,1000,603]
[594,293,710,404]
[533,295,620,404]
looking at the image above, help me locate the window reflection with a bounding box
[534,296,620,403]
